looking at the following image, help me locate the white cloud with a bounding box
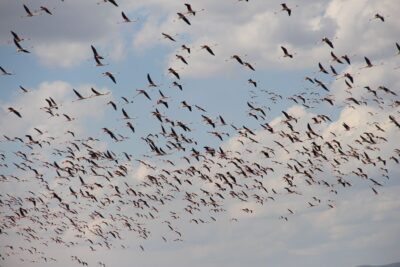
[127,0,400,78]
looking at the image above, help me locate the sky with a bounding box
[0,0,400,267]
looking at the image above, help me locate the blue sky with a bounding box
[0,0,400,267]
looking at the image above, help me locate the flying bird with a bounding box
[147,73,158,87]
[201,45,215,56]
[11,31,24,42]
[8,107,22,118]
[0,66,13,75]
[98,0,118,7]
[330,52,343,64]
[389,115,400,128]
[19,86,29,93]
[231,55,244,65]
[244,62,255,71]
[281,46,293,58]
[184,3,203,16]
[248,79,257,87]
[168,68,180,80]
[73,88,87,100]
[280,3,292,16]
[322,37,334,48]
[373,13,385,22]
[121,11,136,23]
[176,54,188,65]
[108,0,119,7]
[91,88,109,97]
[363,56,374,68]
[23,4,36,17]
[91,45,105,63]
[122,108,132,119]
[318,62,328,74]
[172,81,183,90]
[103,72,116,83]
[13,39,30,53]
[127,122,135,133]
[40,6,53,15]
[177,12,191,25]
[162,33,176,42]
[181,44,191,53]
[135,89,151,100]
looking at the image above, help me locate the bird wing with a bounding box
[23,5,32,15]
[108,0,119,7]
[121,12,130,22]
[206,46,215,55]
[73,89,85,99]
[91,45,100,57]
[108,73,116,83]
[91,88,101,95]
[147,73,155,85]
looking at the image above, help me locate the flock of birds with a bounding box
[1,1,399,266]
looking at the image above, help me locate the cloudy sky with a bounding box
[0,0,399,267]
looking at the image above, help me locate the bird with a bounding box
[91,45,103,59]
[0,66,13,75]
[342,122,351,131]
[8,107,22,118]
[364,56,374,68]
[40,6,53,15]
[135,89,151,100]
[91,88,109,97]
[248,79,257,87]
[127,122,135,133]
[98,0,118,7]
[184,3,203,16]
[147,73,158,87]
[94,56,106,66]
[176,54,188,65]
[168,68,180,80]
[13,39,30,53]
[322,37,334,48]
[19,86,30,93]
[318,62,328,74]
[330,52,343,64]
[281,46,293,58]
[172,81,183,91]
[231,55,244,65]
[389,115,400,128]
[121,108,132,120]
[103,72,116,83]
[72,89,87,100]
[330,65,338,76]
[373,13,385,22]
[314,79,329,91]
[201,45,215,56]
[121,11,136,23]
[181,44,191,53]
[107,101,117,110]
[23,4,36,17]
[244,62,255,71]
[11,31,25,43]
[177,13,191,25]
[162,33,176,42]
[102,128,118,140]
[341,54,351,64]
[181,101,192,112]
[280,3,292,16]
